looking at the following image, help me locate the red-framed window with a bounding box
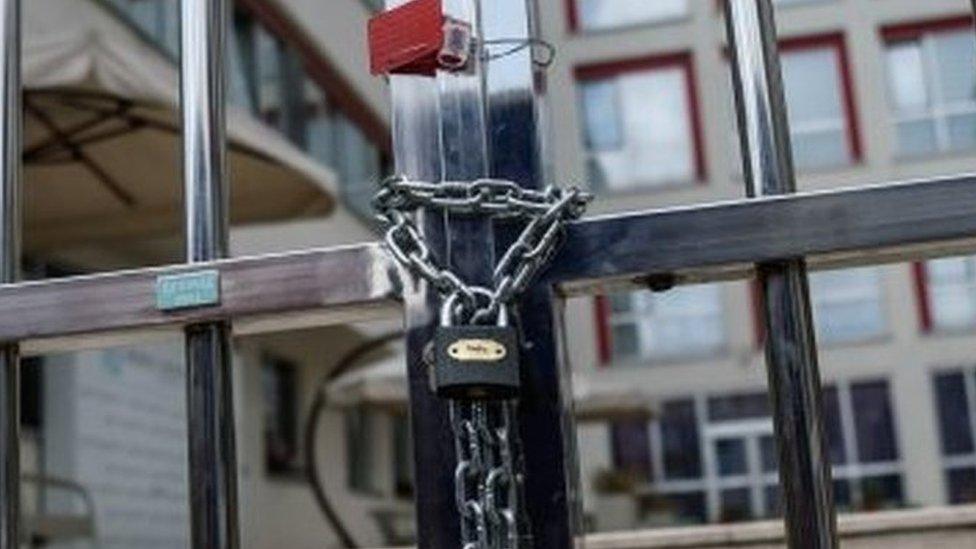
[881,16,976,158]
[914,257,976,334]
[750,33,862,171]
[593,284,726,364]
[575,52,707,192]
[565,0,690,33]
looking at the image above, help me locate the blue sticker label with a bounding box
[155,270,221,311]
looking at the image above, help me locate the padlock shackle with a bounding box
[440,287,507,327]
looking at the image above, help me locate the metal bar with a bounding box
[180,0,239,547]
[724,1,836,547]
[0,172,976,351]
[388,0,578,545]
[0,0,19,546]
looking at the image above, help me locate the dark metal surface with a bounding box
[725,1,836,546]
[180,0,239,547]
[388,0,578,545]
[550,173,976,291]
[0,0,20,546]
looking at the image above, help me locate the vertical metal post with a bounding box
[0,0,19,547]
[389,0,579,546]
[180,0,239,548]
[724,1,837,547]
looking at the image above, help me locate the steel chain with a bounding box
[375,175,589,549]
[374,175,591,324]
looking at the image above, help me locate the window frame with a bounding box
[932,367,976,504]
[881,15,976,159]
[595,283,727,364]
[565,0,691,34]
[914,257,976,334]
[776,33,863,167]
[575,52,707,193]
[618,380,904,524]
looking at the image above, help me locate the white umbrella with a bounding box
[21,0,339,249]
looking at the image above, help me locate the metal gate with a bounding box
[2,0,976,547]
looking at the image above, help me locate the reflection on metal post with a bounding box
[387,0,579,546]
[180,0,239,547]
[724,1,837,547]
[0,0,19,547]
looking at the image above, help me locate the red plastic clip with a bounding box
[368,0,473,77]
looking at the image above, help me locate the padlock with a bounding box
[433,294,520,400]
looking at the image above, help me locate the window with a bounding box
[392,414,414,498]
[809,267,886,345]
[729,36,858,173]
[920,257,976,331]
[571,0,689,32]
[884,20,976,157]
[346,407,379,493]
[933,370,976,504]
[577,54,703,191]
[262,357,301,476]
[613,381,903,525]
[604,284,725,362]
[105,0,179,56]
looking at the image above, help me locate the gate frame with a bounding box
[1,0,976,548]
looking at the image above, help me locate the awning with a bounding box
[21,0,339,249]
[327,343,657,422]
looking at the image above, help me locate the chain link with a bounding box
[375,175,589,549]
[374,175,591,324]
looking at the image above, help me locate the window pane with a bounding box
[887,42,929,112]
[611,324,639,358]
[576,0,688,31]
[631,285,725,360]
[781,47,850,169]
[833,480,852,510]
[933,372,975,456]
[851,381,899,463]
[947,467,976,504]
[860,475,904,510]
[581,67,695,190]
[791,130,849,171]
[715,438,748,477]
[760,435,778,474]
[932,32,976,105]
[896,119,939,157]
[927,257,976,330]
[611,420,652,480]
[810,268,885,344]
[719,488,753,523]
[346,408,376,493]
[823,387,847,465]
[947,113,976,151]
[763,484,781,518]
[660,400,701,480]
[580,81,622,151]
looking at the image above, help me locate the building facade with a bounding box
[541,0,976,530]
[22,0,976,547]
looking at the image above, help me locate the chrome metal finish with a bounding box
[0,175,976,353]
[180,0,239,546]
[387,0,577,545]
[0,0,20,545]
[725,1,836,547]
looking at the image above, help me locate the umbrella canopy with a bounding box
[21,0,338,249]
[327,342,657,422]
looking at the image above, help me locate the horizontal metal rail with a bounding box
[3,243,400,354]
[3,173,976,354]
